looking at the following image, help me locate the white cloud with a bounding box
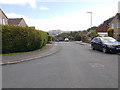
[35,2,118,31]
[0,0,37,8]
[6,1,118,32]
[6,13,26,18]
[6,13,34,26]
[39,6,50,10]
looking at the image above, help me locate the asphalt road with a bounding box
[2,42,118,88]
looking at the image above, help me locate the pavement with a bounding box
[1,42,59,65]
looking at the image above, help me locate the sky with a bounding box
[0,0,120,31]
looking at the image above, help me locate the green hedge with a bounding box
[48,35,53,41]
[2,25,48,54]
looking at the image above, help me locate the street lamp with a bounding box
[87,12,92,28]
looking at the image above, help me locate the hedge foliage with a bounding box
[107,28,114,37]
[2,25,48,54]
[48,35,53,41]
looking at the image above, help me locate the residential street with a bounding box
[2,42,118,88]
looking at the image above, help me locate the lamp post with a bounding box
[87,12,92,28]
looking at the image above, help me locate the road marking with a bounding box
[89,63,104,68]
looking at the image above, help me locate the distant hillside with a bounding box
[48,30,70,36]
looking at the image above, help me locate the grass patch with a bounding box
[1,44,51,56]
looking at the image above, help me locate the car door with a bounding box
[91,38,97,49]
[96,38,103,50]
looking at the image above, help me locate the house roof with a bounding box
[103,16,114,26]
[0,9,8,19]
[96,24,109,32]
[116,13,120,20]
[96,16,114,33]
[116,13,120,16]
[8,18,23,25]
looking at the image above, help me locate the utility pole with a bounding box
[87,12,92,28]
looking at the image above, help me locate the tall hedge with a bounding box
[2,25,48,54]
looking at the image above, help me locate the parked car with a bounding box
[91,37,120,53]
[64,38,69,42]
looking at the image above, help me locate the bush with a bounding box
[2,25,48,54]
[107,28,114,37]
[87,30,98,39]
[74,34,82,41]
[48,35,53,41]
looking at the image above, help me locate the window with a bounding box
[97,38,102,43]
[2,19,5,25]
[111,24,114,28]
[117,22,120,28]
[0,18,5,25]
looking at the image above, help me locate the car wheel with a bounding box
[102,47,107,53]
[91,45,95,50]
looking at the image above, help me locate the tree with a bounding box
[107,28,114,37]
[74,34,82,41]
[87,26,98,32]
[87,30,98,39]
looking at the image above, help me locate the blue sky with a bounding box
[0,0,120,31]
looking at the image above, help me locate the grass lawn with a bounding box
[1,44,51,56]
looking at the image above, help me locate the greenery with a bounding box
[2,25,48,54]
[87,30,98,39]
[55,26,99,42]
[48,35,53,41]
[107,28,114,37]
[1,44,50,56]
[56,28,99,43]
[87,26,98,32]
[48,35,53,44]
[74,33,82,41]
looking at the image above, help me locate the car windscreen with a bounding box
[101,37,117,43]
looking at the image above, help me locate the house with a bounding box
[96,17,114,37]
[0,9,28,27]
[8,18,28,27]
[96,24,109,37]
[109,13,120,41]
[0,9,8,25]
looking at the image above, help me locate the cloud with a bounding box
[35,3,117,31]
[6,1,118,32]
[6,13,26,18]
[39,6,50,10]
[0,0,37,8]
[6,13,34,26]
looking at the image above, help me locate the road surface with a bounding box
[2,42,118,88]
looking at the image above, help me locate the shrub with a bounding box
[74,34,82,41]
[48,35,53,41]
[87,30,98,39]
[107,28,114,37]
[2,25,48,54]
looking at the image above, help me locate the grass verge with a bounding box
[1,44,51,56]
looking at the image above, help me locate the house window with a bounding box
[2,19,5,25]
[0,18,5,25]
[111,24,114,28]
[117,22,120,28]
